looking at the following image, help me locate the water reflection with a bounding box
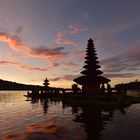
[27,97,126,140]
[1,92,140,140]
[63,100,126,140]
[25,97,86,139]
[26,97,49,115]
[127,90,140,97]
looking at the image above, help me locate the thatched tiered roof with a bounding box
[74,38,110,85]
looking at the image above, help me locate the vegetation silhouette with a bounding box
[115,80,140,91]
[0,79,43,90]
[0,78,66,93]
[71,84,81,94]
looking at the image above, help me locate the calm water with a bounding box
[0,91,140,140]
[127,90,140,97]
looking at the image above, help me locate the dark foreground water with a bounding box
[0,91,140,140]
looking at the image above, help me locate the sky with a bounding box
[0,0,140,88]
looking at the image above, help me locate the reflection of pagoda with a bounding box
[62,100,114,140]
[74,38,111,93]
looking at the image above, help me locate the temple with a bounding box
[74,38,111,94]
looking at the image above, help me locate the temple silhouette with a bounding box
[74,38,111,94]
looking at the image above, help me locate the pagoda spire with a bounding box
[74,38,111,94]
[81,38,103,77]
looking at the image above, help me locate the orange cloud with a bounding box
[0,32,29,52]
[0,24,87,59]
[0,32,67,59]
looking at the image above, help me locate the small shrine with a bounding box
[74,38,111,94]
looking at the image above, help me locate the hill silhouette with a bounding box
[0,79,43,90]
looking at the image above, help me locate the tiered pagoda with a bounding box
[74,38,111,94]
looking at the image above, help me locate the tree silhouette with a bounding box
[0,79,42,90]
[115,79,140,90]
[72,84,80,93]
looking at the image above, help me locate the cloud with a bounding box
[50,77,61,81]
[0,24,87,59]
[0,60,48,71]
[52,62,60,67]
[50,74,78,81]
[0,32,67,59]
[29,46,68,59]
[101,44,140,78]
[68,24,88,34]
[94,20,140,45]
[63,62,80,67]
[0,32,29,51]
[73,50,84,57]
[103,73,136,78]
[55,24,88,46]
[54,30,77,46]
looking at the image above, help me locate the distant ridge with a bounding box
[0,79,43,90]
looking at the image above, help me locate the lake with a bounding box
[0,91,140,140]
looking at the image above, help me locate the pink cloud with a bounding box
[68,24,88,34]
[73,50,84,59]
[101,44,140,76]
[54,31,65,45]
[0,60,48,71]
[55,24,87,46]
[54,30,77,46]
[63,62,80,67]
[0,24,87,59]
[0,32,67,59]
[28,46,67,59]
[50,74,78,81]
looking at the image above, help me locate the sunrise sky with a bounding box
[0,0,140,88]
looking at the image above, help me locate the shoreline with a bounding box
[25,93,140,108]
